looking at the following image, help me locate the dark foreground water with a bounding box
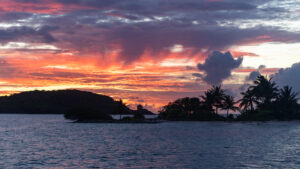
[0,115,300,168]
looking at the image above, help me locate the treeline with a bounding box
[159,75,300,121]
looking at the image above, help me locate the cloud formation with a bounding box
[0,26,57,44]
[196,51,243,85]
[273,63,300,94]
[0,0,299,111]
[244,64,270,82]
[247,70,261,81]
[0,0,300,65]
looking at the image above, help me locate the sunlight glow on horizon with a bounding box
[236,42,300,68]
[0,0,299,111]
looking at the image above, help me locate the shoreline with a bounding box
[75,119,165,123]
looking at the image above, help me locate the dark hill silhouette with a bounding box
[0,90,154,116]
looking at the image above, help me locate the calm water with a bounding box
[0,115,300,168]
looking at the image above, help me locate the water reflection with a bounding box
[0,115,299,168]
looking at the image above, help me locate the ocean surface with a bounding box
[0,115,300,169]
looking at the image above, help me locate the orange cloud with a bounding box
[0,0,297,112]
[230,51,259,58]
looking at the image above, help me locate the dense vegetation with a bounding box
[158,86,232,121]
[237,76,300,121]
[159,75,300,121]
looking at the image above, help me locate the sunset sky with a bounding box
[0,0,300,112]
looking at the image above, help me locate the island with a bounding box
[158,75,300,121]
[0,89,157,122]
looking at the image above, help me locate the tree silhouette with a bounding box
[222,95,238,117]
[275,86,299,119]
[239,88,256,112]
[250,75,278,110]
[172,97,202,115]
[202,86,225,114]
[201,90,214,113]
[278,86,298,103]
[158,97,224,121]
[116,99,130,119]
[159,75,300,121]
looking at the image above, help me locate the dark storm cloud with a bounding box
[196,51,243,85]
[33,0,299,64]
[273,63,300,94]
[0,12,33,21]
[119,26,299,62]
[0,26,57,44]
[3,0,300,64]
[52,19,300,63]
[12,0,257,12]
[167,1,256,11]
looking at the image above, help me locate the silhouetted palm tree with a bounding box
[276,86,299,119]
[201,90,214,112]
[278,86,298,103]
[202,85,225,114]
[222,95,238,117]
[250,75,278,109]
[239,88,256,112]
